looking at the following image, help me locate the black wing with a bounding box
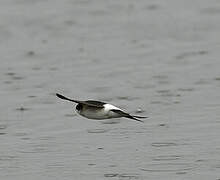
[56,93,81,103]
[110,109,147,123]
[84,100,106,107]
[56,93,105,108]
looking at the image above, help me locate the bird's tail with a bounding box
[132,115,148,119]
[125,115,145,123]
[110,109,147,123]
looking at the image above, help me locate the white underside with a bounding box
[78,104,123,120]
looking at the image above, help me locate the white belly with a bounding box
[78,104,122,120]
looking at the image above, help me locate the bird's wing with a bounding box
[110,109,147,123]
[56,93,81,103]
[56,94,105,108]
[83,100,106,108]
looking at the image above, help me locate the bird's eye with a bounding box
[76,104,82,111]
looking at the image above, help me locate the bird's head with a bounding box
[76,103,83,112]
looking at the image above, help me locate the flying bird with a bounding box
[56,93,147,122]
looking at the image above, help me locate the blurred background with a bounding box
[0,0,220,179]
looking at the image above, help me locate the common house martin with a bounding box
[56,93,147,122]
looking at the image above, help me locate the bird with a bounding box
[56,93,147,122]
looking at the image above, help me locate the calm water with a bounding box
[0,0,220,179]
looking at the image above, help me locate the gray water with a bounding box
[0,0,220,179]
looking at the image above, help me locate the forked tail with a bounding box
[110,109,148,123]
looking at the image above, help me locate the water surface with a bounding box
[0,0,220,179]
